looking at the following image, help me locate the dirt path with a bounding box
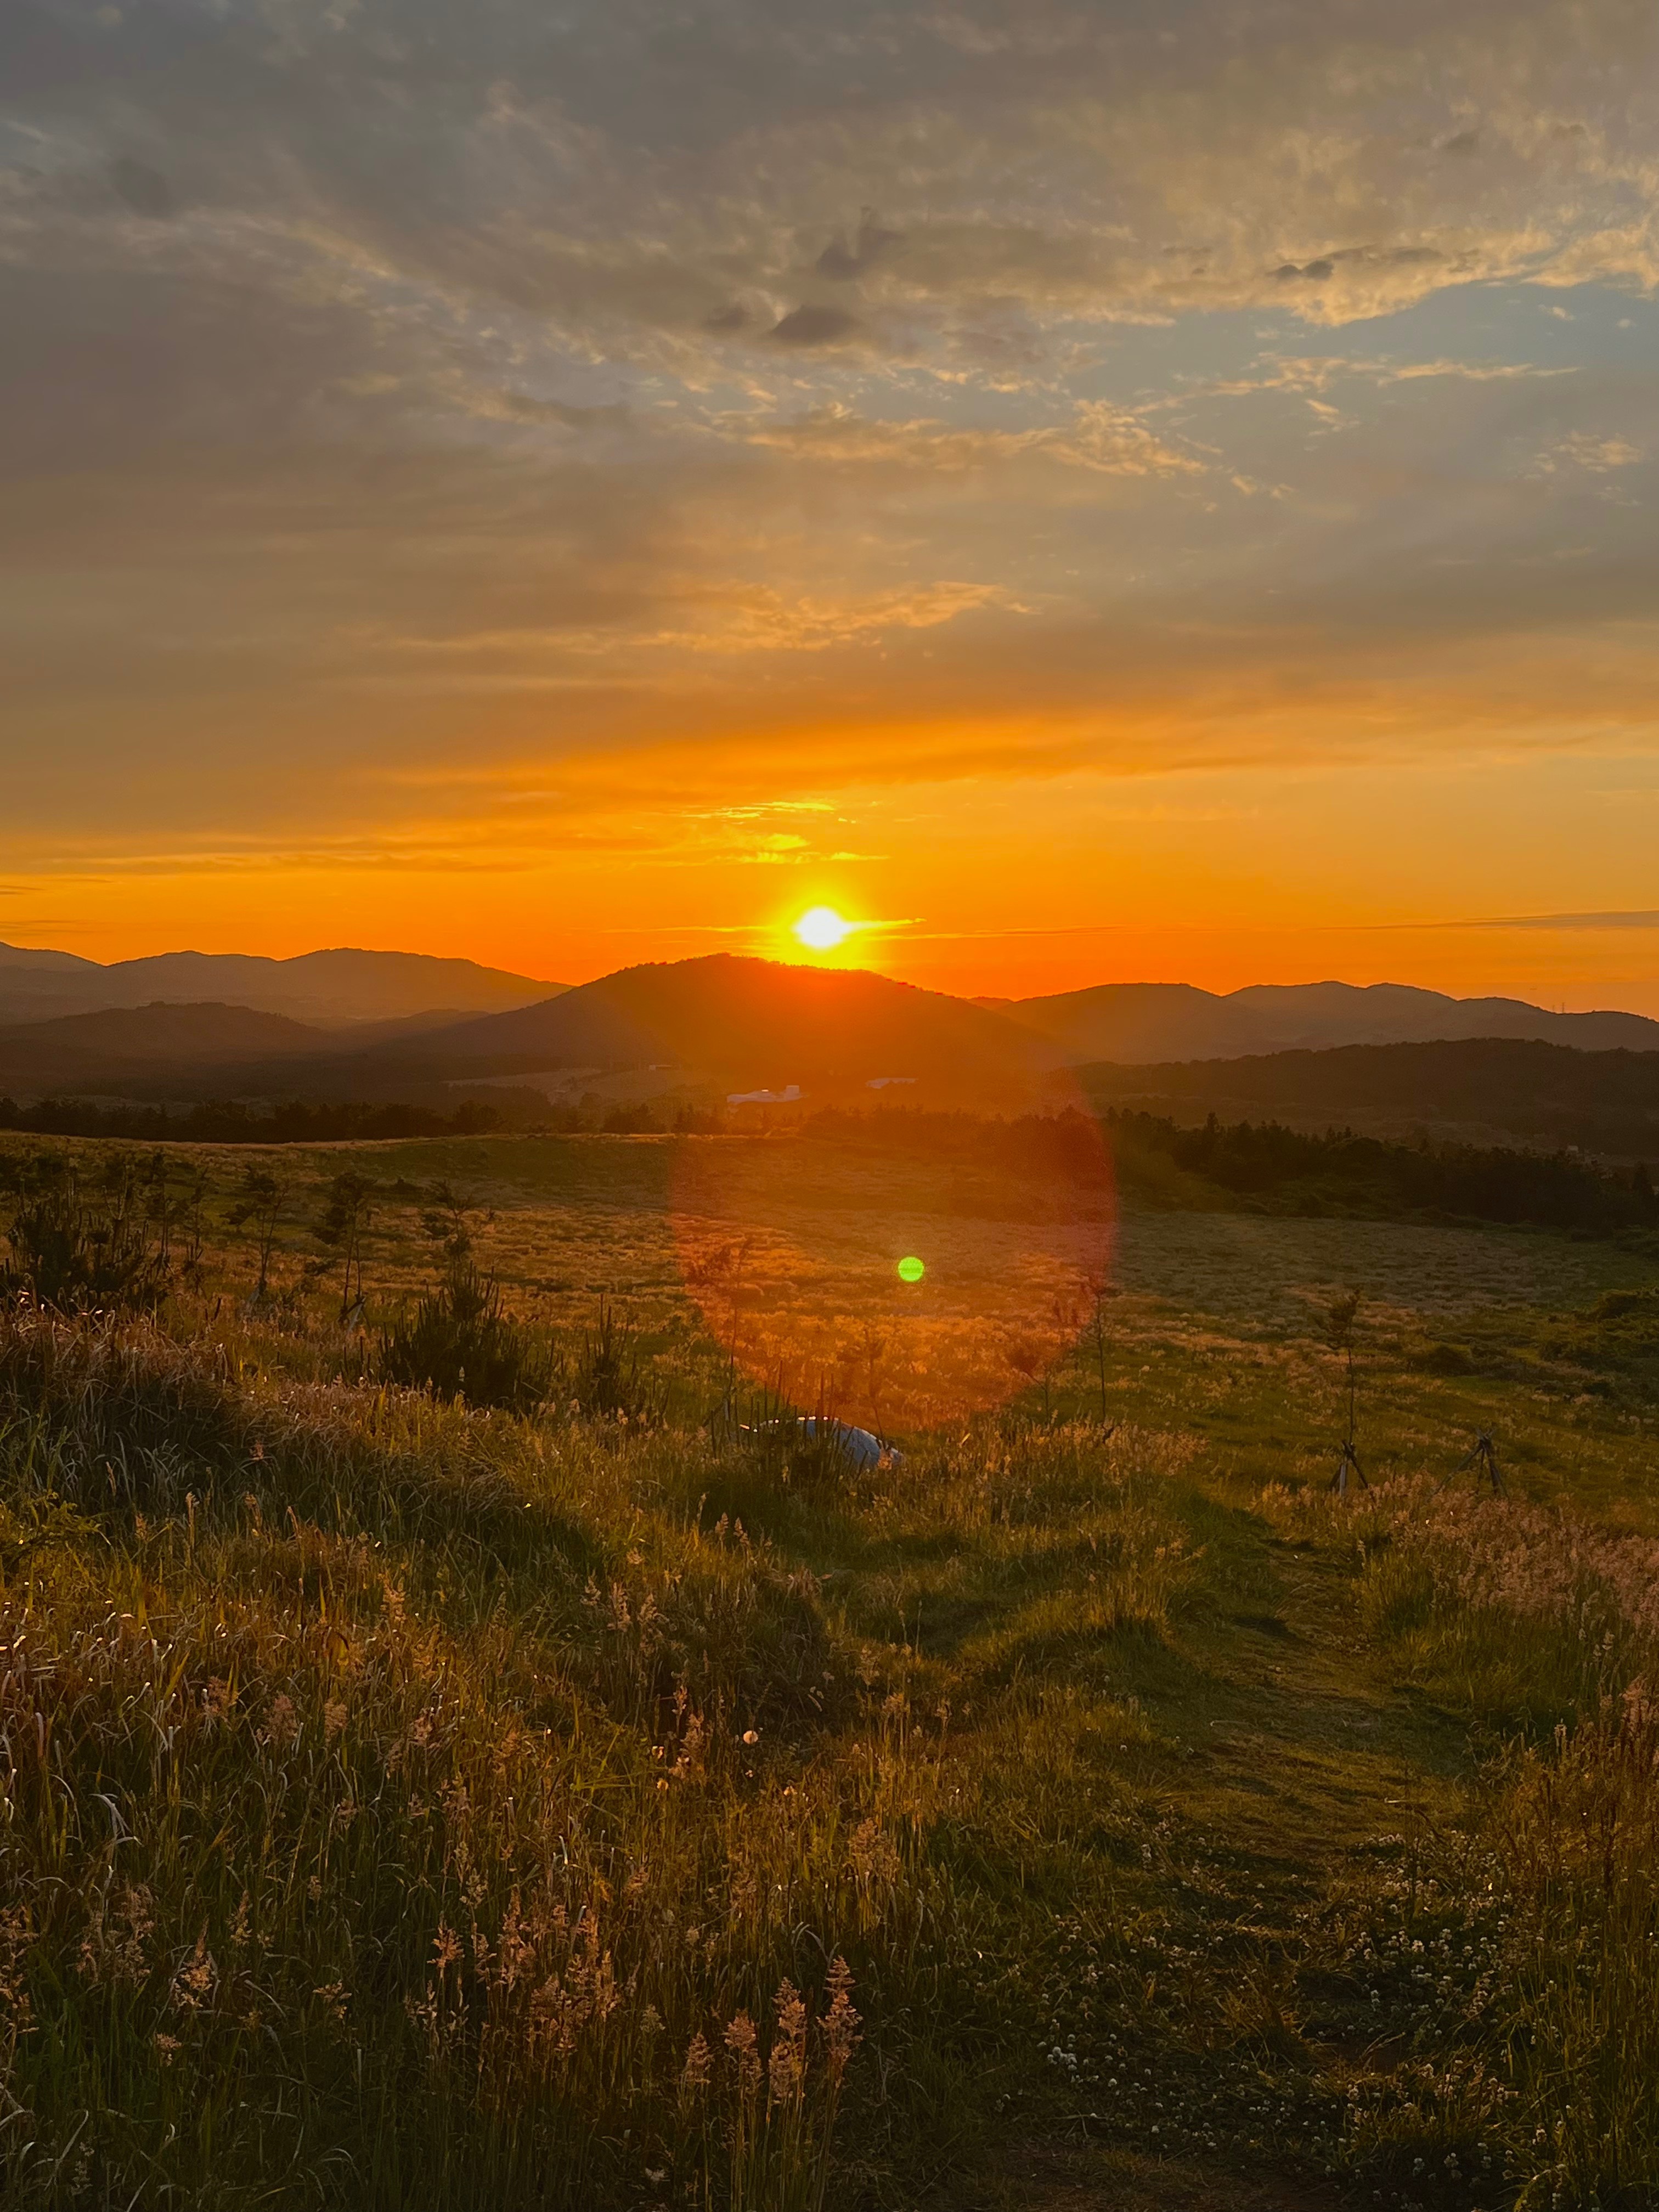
[960,1523,1472,2211]
[1188,1542,1468,1864]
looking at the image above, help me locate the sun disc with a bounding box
[793,905,854,952]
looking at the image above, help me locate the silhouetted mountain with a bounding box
[0,1003,332,1099]
[1227,980,1659,1052]
[1005,978,1659,1061]
[349,955,1060,1098]
[997,983,1268,1062]
[1078,1037,1659,1159]
[6,942,1659,1120]
[0,943,95,973]
[0,943,566,1026]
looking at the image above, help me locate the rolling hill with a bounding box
[0,943,567,1027]
[1002,978,1659,1062]
[1078,1037,1659,1158]
[4,950,1659,1130]
[0,1003,333,1100]
[347,955,1062,1100]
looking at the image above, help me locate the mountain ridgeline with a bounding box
[0,949,1656,1165]
[0,943,565,1027]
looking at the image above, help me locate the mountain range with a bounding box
[0,943,565,1028]
[990,978,1659,1060]
[1,950,1657,1136]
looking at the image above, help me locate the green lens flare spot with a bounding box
[897,1255,926,1285]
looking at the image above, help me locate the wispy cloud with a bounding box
[1528,432,1646,475]
[744,401,1203,477]
[1451,910,1659,932]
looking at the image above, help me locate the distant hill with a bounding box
[1006,978,1659,1062]
[0,943,567,1027]
[1077,1037,1659,1159]
[5,943,1659,1119]
[347,955,1061,1100]
[996,983,1268,1063]
[0,944,95,974]
[0,1003,332,1100]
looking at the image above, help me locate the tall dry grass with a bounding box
[0,1308,890,2207]
[1263,1469,1659,2207]
[0,1306,1203,2209]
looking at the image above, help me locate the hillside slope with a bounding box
[1078,1036,1659,1156]
[0,1003,332,1098]
[0,943,567,1026]
[1007,977,1659,1063]
[350,955,1063,1098]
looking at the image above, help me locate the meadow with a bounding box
[0,1122,1656,2211]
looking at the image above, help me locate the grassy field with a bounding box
[0,1124,1656,2210]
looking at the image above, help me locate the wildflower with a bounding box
[822,1956,861,2080]
[171,1928,217,2013]
[848,1818,901,1887]
[324,1699,348,1742]
[0,1906,36,2034]
[314,1980,349,2022]
[153,2032,182,2066]
[262,1694,298,1750]
[680,2030,713,2095]
[769,1979,808,2103]
[95,1882,155,1987]
[724,2010,761,2100]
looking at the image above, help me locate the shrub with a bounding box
[0,1153,168,1314]
[379,1257,550,1413]
[569,1297,664,1425]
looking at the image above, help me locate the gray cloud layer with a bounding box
[2,0,1657,856]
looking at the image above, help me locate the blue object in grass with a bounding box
[742,1417,901,1470]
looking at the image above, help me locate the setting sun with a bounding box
[793,905,855,952]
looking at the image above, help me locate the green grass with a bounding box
[1,1125,1657,2209]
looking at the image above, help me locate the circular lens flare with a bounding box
[793,906,854,952]
[672,1090,1115,1436]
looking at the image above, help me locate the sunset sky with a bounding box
[4,0,1659,1005]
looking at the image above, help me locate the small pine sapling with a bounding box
[1323,1287,1368,1496]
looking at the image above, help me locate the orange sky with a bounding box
[4,1,1658,1013]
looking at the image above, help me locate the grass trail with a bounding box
[1184,1541,1464,1867]
[966,1534,1481,2211]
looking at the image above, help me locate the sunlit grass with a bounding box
[0,1125,1656,2207]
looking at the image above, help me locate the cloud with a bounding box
[107,158,174,219]
[1181,352,1577,407]
[4,0,1659,918]
[767,303,862,347]
[1530,431,1645,474]
[745,400,1201,476]
[816,209,903,280]
[373,579,1023,661]
[1454,910,1659,931]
